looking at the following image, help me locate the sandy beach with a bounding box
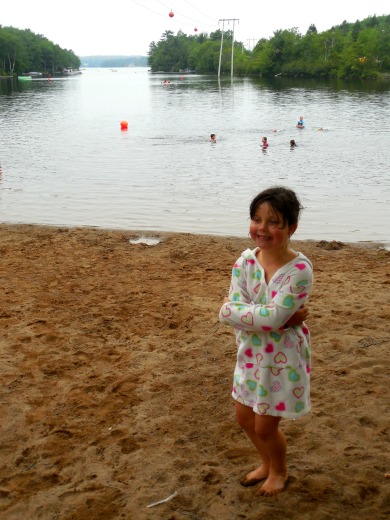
[0,224,389,520]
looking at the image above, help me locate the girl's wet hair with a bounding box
[250,186,303,228]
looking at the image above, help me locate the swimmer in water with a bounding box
[262,136,268,148]
[296,116,304,129]
[210,133,216,142]
[290,139,297,147]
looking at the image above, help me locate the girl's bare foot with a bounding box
[240,465,269,487]
[256,473,288,496]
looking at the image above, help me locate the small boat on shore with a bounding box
[62,68,82,76]
[27,72,43,78]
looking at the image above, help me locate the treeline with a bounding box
[80,55,148,68]
[148,14,390,78]
[0,26,80,76]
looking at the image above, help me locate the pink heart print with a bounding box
[295,263,306,270]
[221,306,231,317]
[241,312,254,326]
[244,348,253,358]
[275,402,286,411]
[257,403,270,415]
[293,387,304,399]
[274,352,287,364]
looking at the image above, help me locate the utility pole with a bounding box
[246,38,257,51]
[218,20,225,78]
[230,18,237,77]
[218,18,239,78]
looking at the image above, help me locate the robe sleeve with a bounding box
[219,257,313,332]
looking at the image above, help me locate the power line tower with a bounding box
[218,18,239,78]
[247,38,257,51]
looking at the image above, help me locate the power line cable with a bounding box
[128,0,218,34]
[128,0,170,21]
[180,0,217,23]
[153,0,216,27]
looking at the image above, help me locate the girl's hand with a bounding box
[284,305,308,327]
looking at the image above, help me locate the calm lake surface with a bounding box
[0,68,389,245]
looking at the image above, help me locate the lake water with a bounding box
[0,68,389,246]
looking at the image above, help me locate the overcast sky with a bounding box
[2,0,389,56]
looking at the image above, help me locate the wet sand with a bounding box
[0,224,389,519]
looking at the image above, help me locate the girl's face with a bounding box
[249,202,297,251]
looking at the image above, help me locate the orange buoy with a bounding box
[169,11,174,17]
[120,120,128,130]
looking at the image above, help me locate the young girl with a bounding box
[219,186,313,497]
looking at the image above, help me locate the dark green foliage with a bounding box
[148,15,390,79]
[0,25,80,76]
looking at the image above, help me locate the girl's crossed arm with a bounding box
[219,262,312,332]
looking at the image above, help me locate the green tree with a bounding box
[0,25,80,76]
[355,27,382,77]
[147,14,390,79]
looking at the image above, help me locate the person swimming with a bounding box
[290,139,297,147]
[296,116,304,129]
[210,133,216,142]
[261,136,268,148]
